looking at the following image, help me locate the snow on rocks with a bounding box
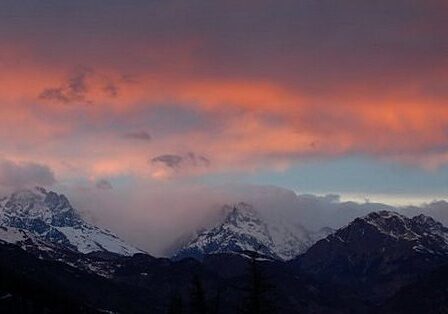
[0,187,143,256]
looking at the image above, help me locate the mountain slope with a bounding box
[0,236,341,314]
[294,210,448,302]
[174,202,332,261]
[0,187,142,256]
[381,262,448,314]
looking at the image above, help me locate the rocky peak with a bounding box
[6,189,43,209]
[173,202,330,261]
[352,210,448,245]
[43,190,71,211]
[0,187,142,256]
[356,210,418,240]
[411,214,446,231]
[314,210,448,258]
[222,202,265,227]
[2,187,81,228]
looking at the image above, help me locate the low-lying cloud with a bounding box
[63,182,448,257]
[0,159,56,190]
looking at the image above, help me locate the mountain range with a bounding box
[1,188,448,313]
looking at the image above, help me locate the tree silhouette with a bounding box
[167,291,184,314]
[211,282,222,314]
[190,275,207,314]
[241,252,275,314]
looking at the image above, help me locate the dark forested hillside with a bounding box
[2,210,448,313]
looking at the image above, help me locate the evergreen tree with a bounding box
[190,275,207,314]
[167,291,184,314]
[211,283,222,314]
[241,253,274,314]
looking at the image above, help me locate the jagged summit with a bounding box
[173,202,332,261]
[1,187,82,229]
[175,202,277,260]
[293,210,448,305]
[295,210,448,301]
[353,210,448,249]
[298,210,448,277]
[222,202,261,225]
[0,187,143,256]
[358,210,419,239]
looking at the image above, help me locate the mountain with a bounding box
[173,202,332,261]
[1,205,448,313]
[0,187,143,256]
[294,210,448,303]
[0,236,338,314]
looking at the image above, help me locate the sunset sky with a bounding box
[0,0,447,206]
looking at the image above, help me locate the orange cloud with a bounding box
[0,65,447,177]
[0,27,446,181]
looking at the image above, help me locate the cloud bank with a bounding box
[61,183,448,257]
[0,1,446,256]
[0,0,445,183]
[0,159,56,190]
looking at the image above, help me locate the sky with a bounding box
[0,1,447,254]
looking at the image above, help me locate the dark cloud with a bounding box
[96,179,113,190]
[39,67,93,104]
[151,153,210,170]
[124,131,152,142]
[0,159,56,189]
[38,88,71,104]
[68,67,91,94]
[151,154,183,169]
[186,152,211,167]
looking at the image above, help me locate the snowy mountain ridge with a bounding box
[0,187,143,256]
[173,202,333,260]
[358,210,448,254]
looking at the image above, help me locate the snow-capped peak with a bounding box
[178,202,278,259]
[342,210,448,254]
[222,202,260,224]
[0,187,143,256]
[173,202,332,261]
[1,187,82,229]
[360,210,420,240]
